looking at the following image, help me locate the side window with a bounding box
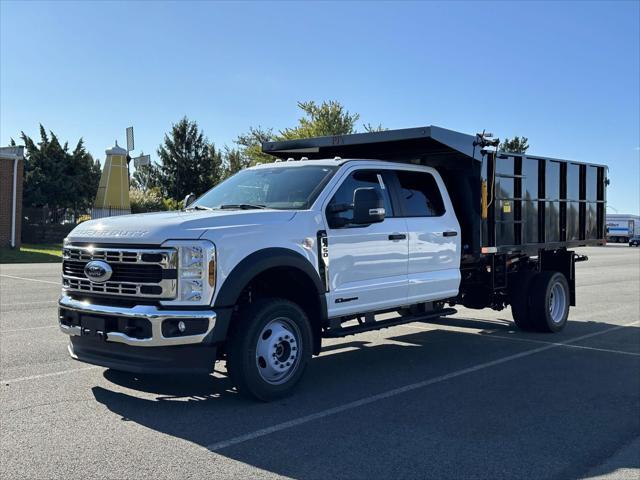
[327,170,393,227]
[395,171,445,217]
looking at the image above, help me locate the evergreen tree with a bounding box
[500,136,530,153]
[222,147,251,179]
[363,122,387,132]
[20,125,100,217]
[156,117,224,200]
[235,126,274,167]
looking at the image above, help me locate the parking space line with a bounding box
[206,320,638,452]
[1,366,100,384]
[400,323,640,357]
[0,274,60,285]
[482,334,640,357]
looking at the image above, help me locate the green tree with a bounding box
[131,151,161,191]
[500,136,529,153]
[235,126,274,167]
[157,117,224,200]
[20,125,100,217]
[222,146,250,179]
[363,122,387,132]
[236,100,381,167]
[279,100,360,140]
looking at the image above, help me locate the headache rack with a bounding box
[262,125,608,263]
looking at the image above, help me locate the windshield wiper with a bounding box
[218,204,267,210]
[185,205,213,211]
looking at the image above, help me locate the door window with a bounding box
[327,170,393,227]
[395,171,445,217]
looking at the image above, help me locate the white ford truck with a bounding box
[59,126,607,400]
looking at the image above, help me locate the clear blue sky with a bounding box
[2,1,639,214]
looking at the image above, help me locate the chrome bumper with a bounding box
[58,295,216,347]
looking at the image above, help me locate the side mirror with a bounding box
[183,193,197,208]
[353,187,385,225]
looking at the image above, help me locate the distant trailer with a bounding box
[606,214,640,243]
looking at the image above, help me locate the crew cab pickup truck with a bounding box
[59,126,607,400]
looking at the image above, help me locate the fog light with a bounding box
[178,321,186,333]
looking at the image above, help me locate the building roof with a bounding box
[0,146,25,160]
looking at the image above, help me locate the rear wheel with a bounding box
[227,298,312,401]
[529,271,570,332]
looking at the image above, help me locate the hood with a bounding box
[67,209,297,245]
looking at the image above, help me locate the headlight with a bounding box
[161,240,216,306]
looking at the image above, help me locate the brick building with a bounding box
[0,146,25,248]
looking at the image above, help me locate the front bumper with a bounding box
[58,295,217,347]
[58,295,229,374]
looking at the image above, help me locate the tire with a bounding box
[226,298,312,401]
[509,271,537,331]
[528,271,570,333]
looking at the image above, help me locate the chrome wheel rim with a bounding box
[549,281,567,324]
[255,317,301,385]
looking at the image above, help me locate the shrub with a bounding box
[129,188,167,213]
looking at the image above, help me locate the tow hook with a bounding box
[575,254,588,263]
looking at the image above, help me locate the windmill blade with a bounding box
[126,126,134,152]
[133,154,151,168]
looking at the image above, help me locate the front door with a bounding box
[324,169,408,317]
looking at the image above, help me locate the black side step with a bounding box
[322,308,457,338]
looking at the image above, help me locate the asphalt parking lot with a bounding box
[0,245,638,480]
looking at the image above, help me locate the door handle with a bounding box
[442,231,458,237]
[388,233,407,241]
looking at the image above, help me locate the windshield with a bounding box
[191,165,338,210]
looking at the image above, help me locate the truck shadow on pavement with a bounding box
[92,318,640,480]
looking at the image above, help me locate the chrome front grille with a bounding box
[62,246,177,299]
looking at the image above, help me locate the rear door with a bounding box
[389,168,461,303]
[323,168,408,317]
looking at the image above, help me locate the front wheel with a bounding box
[226,298,312,401]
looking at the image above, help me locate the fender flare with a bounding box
[213,248,327,353]
[214,248,324,307]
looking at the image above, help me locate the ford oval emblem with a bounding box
[84,260,113,283]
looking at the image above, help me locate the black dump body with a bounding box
[262,126,607,264]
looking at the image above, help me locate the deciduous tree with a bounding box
[236,100,383,167]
